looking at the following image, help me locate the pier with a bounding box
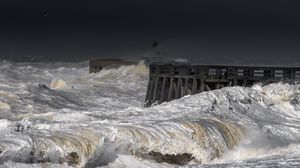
[145,63,300,107]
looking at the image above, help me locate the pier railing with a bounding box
[145,63,300,107]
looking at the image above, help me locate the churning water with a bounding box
[0,61,300,168]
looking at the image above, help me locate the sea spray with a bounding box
[0,61,299,168]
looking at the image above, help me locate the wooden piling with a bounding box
[168,77,174,101]
[192,78,197,94]
[160,75,167,102]
[184,78,189,95]
[176,78,182,99]
[152,76,159,103]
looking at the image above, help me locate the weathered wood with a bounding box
[200,78,205,92]
[144,63,300,107]
[192,78,198,94]
[176,78,182,99]
[160,76,167,102]
[145,75,154,106]
[216,83,220,89]
[233,79,237,86]
[184,78,189,95]
[168,77,174,101]
[205,84,211,91]
[152,76,159,103]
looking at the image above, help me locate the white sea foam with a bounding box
[0,90,19,100]
[0,61,300,168]
[0,119,8,130]
[50,79,67,89]
[0,101,10,111]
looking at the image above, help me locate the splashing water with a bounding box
[50,79,67,90]
[0,60,300,168]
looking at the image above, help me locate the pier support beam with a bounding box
[152,76,159,103]
[200,78,205,92]
[168,77,174,101]
[192,78,197,94]
[176,78,182,99]
[184,78,189,95]
[205,84,211,91]
[145,76,154,106]
[160,76,167,102]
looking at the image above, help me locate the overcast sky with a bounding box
[1,0,300,64]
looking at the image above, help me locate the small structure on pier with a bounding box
[145,63,300,107]
[89,59,136,73]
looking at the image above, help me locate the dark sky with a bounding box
[1,0,300,64]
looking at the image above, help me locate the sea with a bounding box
[0,61,300,168]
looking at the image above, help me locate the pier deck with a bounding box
[145,63,300,107]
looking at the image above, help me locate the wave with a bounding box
[0,61,300,167]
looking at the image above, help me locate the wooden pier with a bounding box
[144,63,300,107]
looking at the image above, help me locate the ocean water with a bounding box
[0,61,300,168]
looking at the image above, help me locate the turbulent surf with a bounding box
[0,61,300,168]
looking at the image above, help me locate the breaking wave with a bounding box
[0,60,300,167]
